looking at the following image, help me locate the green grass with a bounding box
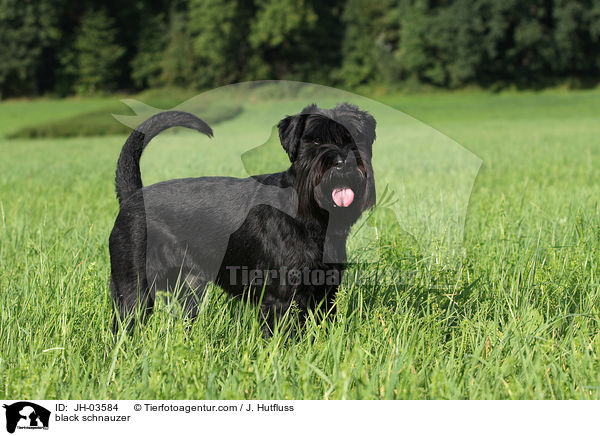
[1,87,600,399]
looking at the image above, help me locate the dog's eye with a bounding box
[312,138,321,145]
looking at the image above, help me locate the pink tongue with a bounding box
[332,188,355,207]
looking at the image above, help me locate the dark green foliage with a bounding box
[131,14,169,89]
[159,11,196,87]
[68,9,125,94]
[187,0,254,88]
[340,0,600,88]
[0,0,61,97]
[1,0,600,98]
[247,0,344,82]
[337,0,399,86]
[553,0,600,76]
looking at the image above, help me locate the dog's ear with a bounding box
[362,112,376,147]
[332,103,376,148]
[346,105,376,147]
[300,103,318,115]
[277,114,307,162]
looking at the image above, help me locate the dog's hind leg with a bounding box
[109,193,153,334]
[110,275,152,335]
[170,270,207,319]
[110,270,153,335]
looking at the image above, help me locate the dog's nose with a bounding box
[334,156,344,170]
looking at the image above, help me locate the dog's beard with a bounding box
[315,165,367,227]
[294,146,371,229]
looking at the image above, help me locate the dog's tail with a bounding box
[115,111,213,204]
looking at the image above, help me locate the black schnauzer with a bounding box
[109,103,376,335]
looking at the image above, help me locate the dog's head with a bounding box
[278,103,376,229]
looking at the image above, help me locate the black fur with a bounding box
[109,104,376,335]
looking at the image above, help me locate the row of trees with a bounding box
[1,0,599,98]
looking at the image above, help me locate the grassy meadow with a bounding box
[1,86,600,399]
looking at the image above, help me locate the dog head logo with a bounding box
[2,402,50,433]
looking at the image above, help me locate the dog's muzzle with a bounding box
[324,157,363,209]
[329,152,366,208]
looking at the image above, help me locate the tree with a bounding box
[159,10,195,87]
[247,0,344,83]
[337,0,399,87]
[131,13,169,89]
[68,8,125,94]
[553,0,600,78]
[0,0,60,97]
[187,0,254,88]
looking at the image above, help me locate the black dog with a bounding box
[109,104,376,335]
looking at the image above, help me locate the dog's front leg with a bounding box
[258,291,308,338]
